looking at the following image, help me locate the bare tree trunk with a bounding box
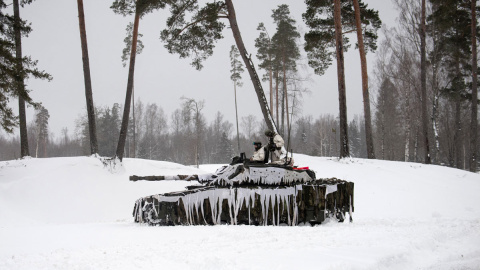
[35,133,39,158]
[225,0,277,134]
[454,98,462,168]
[404,124,411,162]
[132,84,136,158]
[431,28,441,163]
[404,90,411,162]
[420,0,431,164]
[333,0,349,158]
[281,81,285,135]
[77,0,98,155]
[276,71,279,129]
[381,116,385,159]
[431,59,441,161]
[269,57,273,120]
[43,135,47,158]
[195,134,198,168]
[352,0,375,159]
[116,10,140,161]
[444,104,455,166]
[454,58,463,169]
[234,83,240,153]
[18,98,29,157]
[283,54,290,143]
[195,106,200,168]
[13,0,29,158]
[470,0,478,172]
[287,90,297,150]
[432,90,440,157]
[414,128,419,162]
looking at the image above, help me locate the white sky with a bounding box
[5,0,397,139]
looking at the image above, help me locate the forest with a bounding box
[0,0,479,172]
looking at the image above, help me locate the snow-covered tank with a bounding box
[131,159,354,226]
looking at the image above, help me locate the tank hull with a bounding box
[133,179,354,226]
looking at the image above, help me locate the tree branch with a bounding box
[168,0,197,28]
[171,3,227,39]
[173,17,209,38]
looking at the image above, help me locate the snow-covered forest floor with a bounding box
[0,155,479,269]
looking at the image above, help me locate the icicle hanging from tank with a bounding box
[132,179,354,226]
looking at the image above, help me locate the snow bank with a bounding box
[0,155,479,269]
[0,156,204,224]
[293,154,480,220]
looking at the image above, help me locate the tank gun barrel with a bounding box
[130,174,215,184]
[130,174,200,182]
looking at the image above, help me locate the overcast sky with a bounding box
[4,0,397,140]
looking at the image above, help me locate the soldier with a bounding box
[250,141,265,163]
[265,130,286,164]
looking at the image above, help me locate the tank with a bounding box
[130,158,354,226]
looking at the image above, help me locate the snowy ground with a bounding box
[0,155,479,269]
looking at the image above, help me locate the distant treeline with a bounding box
[1,93,476,170]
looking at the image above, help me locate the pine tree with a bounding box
[206,112,232,163]
[429,0,474,169]
[348,117,360,157]
[181,97,205,167]
[34,105,49,158]
[420,0,430,164]
[303,0,380,158]
[98,107,113,156]
[216,132,234,163]
[271,5,300,139]
[229,45,243,154]
[0,0,50,149]
[95,104,121,156]
[352,0,378,159]
[333,0,349,158]
[160,0,278,134]
[121,22,144,67]
[0,1,18,133]
[121,22,144,159]
[77,0,98,155]
[375,78,402,160]
[255,23,274,119]
[469,0,478,172]
[13,0,28,157]
[303,0,380,75]
[111,0,168,161]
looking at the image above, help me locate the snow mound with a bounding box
[0,155,479,269]
[293,154,480,220]
[0,156,206,225]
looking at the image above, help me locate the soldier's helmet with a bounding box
[264,130,274,137]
